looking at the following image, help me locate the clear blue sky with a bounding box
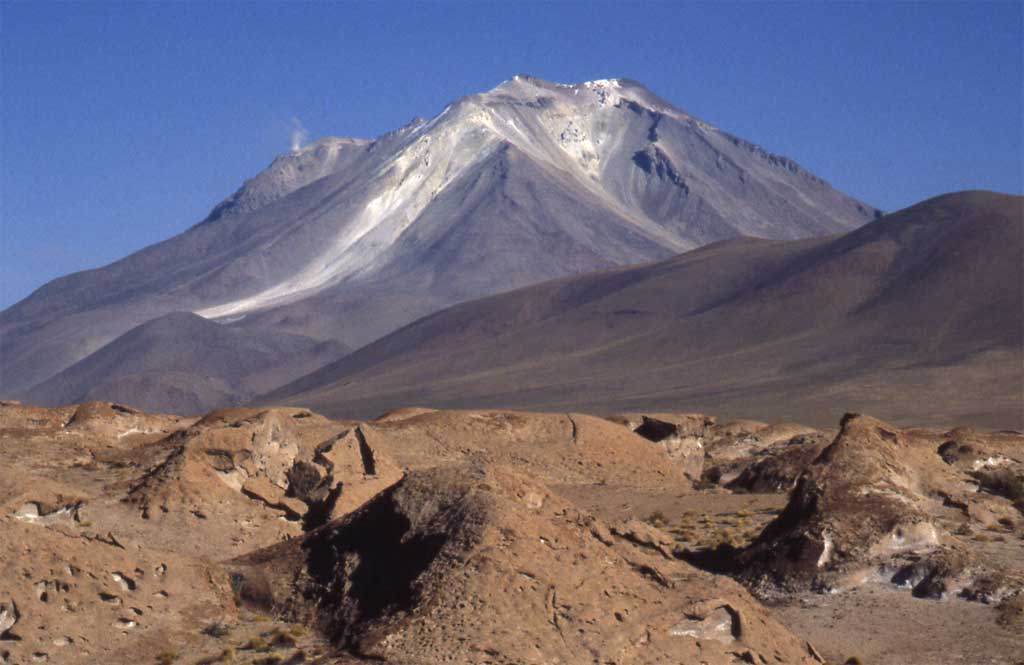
[2,1,1021,309]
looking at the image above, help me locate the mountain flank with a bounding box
[3,75,877,407]
[22,312,347,414]
[265,191,1023,429]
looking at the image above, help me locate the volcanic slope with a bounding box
[4,75,877,404]
[267,191,1024,429]
[21,312,347,415]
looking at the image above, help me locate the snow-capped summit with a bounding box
[2,76,880,405]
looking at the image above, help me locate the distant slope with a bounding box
[265,191,1024,429]
[1,75,877,398]
[23,312,347,415]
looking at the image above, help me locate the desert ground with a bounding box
[1,400,1021,665]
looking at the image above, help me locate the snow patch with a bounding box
[583,78,622,89]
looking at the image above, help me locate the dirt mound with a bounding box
[702,422,829,487]
[229,463,825,664]
[726,434,832,493]
[373,406,439,422]
[0,399,187,439]
[362,409,689,489]
[737,414,1024,601]
[0,400,75,431]
[125,408,402,556]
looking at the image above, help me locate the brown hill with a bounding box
[20,312,348,415]
[266,191,1024,428]
[229,463,825,664]
[736,414,1024,597]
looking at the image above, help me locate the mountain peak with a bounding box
[493,74,626,92]
[3,76,881,398]
[482,74,671,113]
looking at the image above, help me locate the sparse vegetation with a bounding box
[658,505,777,554]
[155,651,179,665]
[713,527,743,549]
[242,636,269,652]
[643,510,667,528]
[284,624,307,639]
[266,627,297,648]
[250,656,282,665]
[196,648,236,665]
[202,621,234,638]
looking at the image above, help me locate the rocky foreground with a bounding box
[0,401,1021,664]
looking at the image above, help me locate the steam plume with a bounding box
[290,117,309,152]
